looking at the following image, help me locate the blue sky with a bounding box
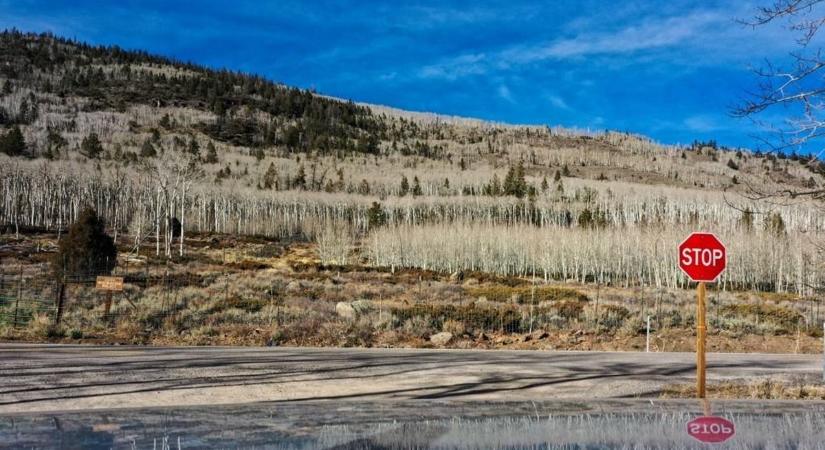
[0,1,810,150]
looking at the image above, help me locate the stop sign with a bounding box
[686,416,735,443]
[679,232,726,282]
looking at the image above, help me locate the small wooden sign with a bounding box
[96,276,124,292]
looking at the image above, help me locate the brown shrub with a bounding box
[553,300,585,320]
[442,318,466,335]
[227,260,270,271]
[465,285,588,304]
[719,303,803,332]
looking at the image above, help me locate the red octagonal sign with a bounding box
[687,416,735,443]
[679,232,726,282]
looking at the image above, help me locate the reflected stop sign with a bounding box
[686,416,735,443]
[679,232,726,282]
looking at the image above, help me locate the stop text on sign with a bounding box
[680,248,724,267]
[678,232,727,283]
[686,416,735,444]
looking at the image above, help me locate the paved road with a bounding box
[0,344,819,413]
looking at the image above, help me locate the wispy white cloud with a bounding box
[515,12,715,61]
[683,114,723,132]
[417,9,757,80]
[419,53,487,80]
[546,94,570,110]
[497,84,515,103]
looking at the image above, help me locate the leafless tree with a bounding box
[735,1,825,200]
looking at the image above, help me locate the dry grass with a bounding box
[660,379,825,400]
[1,235,823,353]
[465,285,588,304]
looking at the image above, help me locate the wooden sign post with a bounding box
[96,276,124,316]
[696,281,707,398]
[678,233,726,399]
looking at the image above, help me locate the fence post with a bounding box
[162,268,168,314]
[822,322,824,382]
[594,283,600,331]
[13,265,21,328]
[646,315,651,353]
[55,279,65,326]
[529,273,535,334]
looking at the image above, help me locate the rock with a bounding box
[477,332,489,341]
[285,281,302,293]
[530,330,549,341]
[351,299,373,315]
[430,332,453,346]
[476,296,488,304]
[336,300,372,319]
[449,270,464,282]
[335,302,357,319]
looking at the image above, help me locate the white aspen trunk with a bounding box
[179,185,186,257]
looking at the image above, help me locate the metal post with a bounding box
[646,315,651,353]
[697,282,707,399]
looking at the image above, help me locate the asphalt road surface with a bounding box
[0,344,819,414]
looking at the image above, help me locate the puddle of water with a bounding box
[2,399,824,449]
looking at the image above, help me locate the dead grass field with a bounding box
[661,378,825,400]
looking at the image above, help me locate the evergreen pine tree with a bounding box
[367,201,387,228]
[412,176,422,196]
[81,132,104,159]
[358,179,371,195]
[0,126,26,156]
[294,165,306,189]
[765,212,786,235]
[399,175,409,196]
[159,113,172,129]
[205,142,219,163]
[140,139,156,157]
[489,174,502,196]
[262,163,277,189]
[52,207,117,279]
[188,138,200,157]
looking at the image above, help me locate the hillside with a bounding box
[1,30,824,296]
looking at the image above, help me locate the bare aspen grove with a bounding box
[365,224,822,295]
[1,149,822,295]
